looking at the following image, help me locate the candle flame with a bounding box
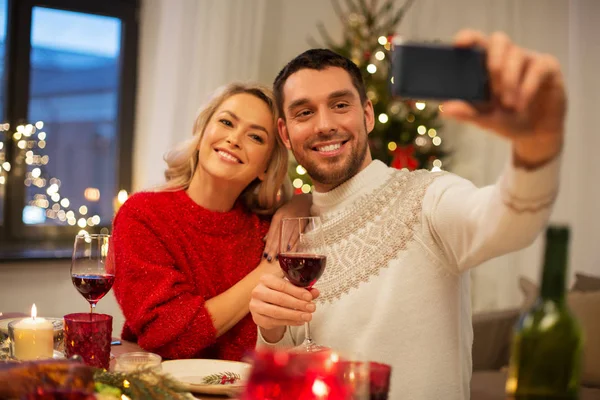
[31,303,37,320]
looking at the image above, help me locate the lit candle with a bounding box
[12,304,54,360]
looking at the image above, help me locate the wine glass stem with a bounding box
[304,321,314,346]
[90,303,95,314]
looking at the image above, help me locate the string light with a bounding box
[3,120,107,227]
[378,113,389,123]
[417,125,427,135]
[378,36,388,45]
[432,137,442,146]
[415,137,427,146]
[295,165,307,175]
[390,103,401,114]
[84,188,100,202]
[375,51,385,61]
[428,128,437,137]
[117,190,128,204]
[415,102,426,110]
[388,141,398,151]
[366,64,377,74]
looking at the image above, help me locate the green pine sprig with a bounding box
[93,368,190,399]
[201,371,241,385]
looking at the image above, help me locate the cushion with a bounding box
[518,277,600,387]
[569,291,600,387]
[472,309,520,371]
[572,273,600,292]
[518,276,538,310]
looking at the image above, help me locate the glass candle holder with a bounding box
[63,313,112,369]
[8,319,54,361]
[113,352,162,373]
[367,362,392,400]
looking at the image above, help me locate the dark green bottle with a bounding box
[506,225,583,399]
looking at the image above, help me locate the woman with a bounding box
[112,83,308,361]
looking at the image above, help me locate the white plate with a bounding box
[161,359,251,396]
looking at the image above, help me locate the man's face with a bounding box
[278,67,374,192]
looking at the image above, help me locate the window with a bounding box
[0,0,139,259]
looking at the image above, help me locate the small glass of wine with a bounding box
[71,233,115,313]
[279,217,327,353]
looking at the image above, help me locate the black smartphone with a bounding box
[390,41,490,102]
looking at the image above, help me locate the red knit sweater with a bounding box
[111,190,269,361]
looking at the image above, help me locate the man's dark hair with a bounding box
[273,49,368,119]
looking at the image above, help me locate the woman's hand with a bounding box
[262,194,312,261]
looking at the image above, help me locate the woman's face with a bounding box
[197,93,275,188]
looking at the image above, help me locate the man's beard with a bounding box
[290,125,369,190]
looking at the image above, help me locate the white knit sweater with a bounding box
[257,157,559,400]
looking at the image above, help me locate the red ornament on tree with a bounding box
[391,145,419,171]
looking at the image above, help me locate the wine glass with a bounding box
[71,233,115,313]
[279,217,327,353]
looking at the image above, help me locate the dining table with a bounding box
[1,312,236,400]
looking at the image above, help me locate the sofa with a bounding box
[470,273,600,400]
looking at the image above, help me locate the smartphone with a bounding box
[390,41,490,102]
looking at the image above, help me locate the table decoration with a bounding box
[63,313,112,369]
[8,304,54,361]
[0,358,191,399]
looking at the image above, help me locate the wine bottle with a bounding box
[505,225,583,399]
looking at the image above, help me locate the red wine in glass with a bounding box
[279,217,328,353]
[278,253,326,288]
[71,274,115,303]
[71,234,115,313]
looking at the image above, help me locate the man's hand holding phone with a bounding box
[393,30,566,168]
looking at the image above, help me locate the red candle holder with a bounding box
[63,313,112,369]
[366,362,391,400]
[242,348,371,400]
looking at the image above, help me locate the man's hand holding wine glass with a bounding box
[250,217,325,349]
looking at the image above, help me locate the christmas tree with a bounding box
[289,0,447,194]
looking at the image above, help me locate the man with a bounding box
[250,30,564,399]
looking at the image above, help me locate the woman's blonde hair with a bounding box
[158,82,291,215]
